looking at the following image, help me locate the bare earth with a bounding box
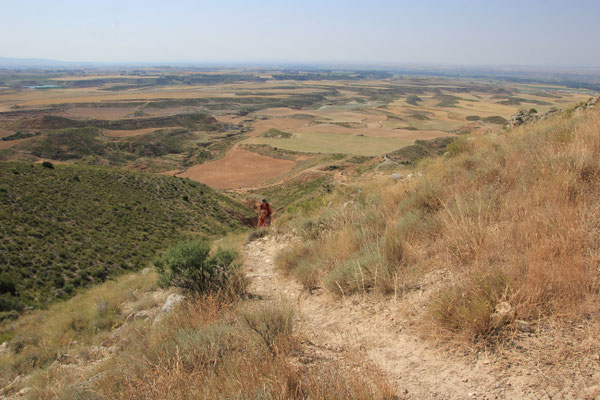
[244,235,598,400]
[177,148,296,189]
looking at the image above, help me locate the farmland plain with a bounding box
[0,68,593,189]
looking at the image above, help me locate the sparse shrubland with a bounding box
[0,162,252,313]
[276,107,600,340]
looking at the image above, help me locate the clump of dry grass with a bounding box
[277,108,600,340]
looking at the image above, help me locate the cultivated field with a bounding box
[173,148,296,189]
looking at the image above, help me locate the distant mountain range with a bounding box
[0,57,97,68]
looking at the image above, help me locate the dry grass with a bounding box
[0,270,159,387]
[2,232,392,399]
[277,107,600,340]
[26,297,392,399]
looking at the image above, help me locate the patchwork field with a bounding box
[0,68,595,189]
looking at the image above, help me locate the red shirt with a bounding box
[260,203,271,217]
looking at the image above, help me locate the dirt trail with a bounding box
[244,235,547,400]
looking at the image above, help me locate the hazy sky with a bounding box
[1,0,599,66]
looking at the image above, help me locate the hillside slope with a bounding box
[277,100,600,336]
[0,162,253,313]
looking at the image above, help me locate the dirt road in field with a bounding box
[244,235,561,400]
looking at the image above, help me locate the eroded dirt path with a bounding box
[244,235,551,400]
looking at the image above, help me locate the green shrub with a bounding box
[0,294,24,312]
[263,128,292,138]
[0,310,19,321]
[0,273,17,295]
[154,239,243,295]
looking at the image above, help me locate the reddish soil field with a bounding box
[177,148,295,189]
[0,129,14,139]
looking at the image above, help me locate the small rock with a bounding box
[106,345,118,354]
[17,387,32,397]
[391,173,402,181]
[490,302,513,329]
[126,309,154,322]
[161,294,186,313]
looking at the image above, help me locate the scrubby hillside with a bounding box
[0,162,253,315]
[278,102,600,340]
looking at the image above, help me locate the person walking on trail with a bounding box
[257,198,272,228]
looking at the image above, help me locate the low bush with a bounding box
[155,239,245,296]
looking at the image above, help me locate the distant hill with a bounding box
[0,162,253,316]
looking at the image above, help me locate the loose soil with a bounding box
[177,148,296,189]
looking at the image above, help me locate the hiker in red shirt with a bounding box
[257,198,272,228]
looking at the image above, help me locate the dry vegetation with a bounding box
[0,238,392,400]
[276,105,600,341]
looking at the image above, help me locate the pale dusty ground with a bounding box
[244,235,600,400]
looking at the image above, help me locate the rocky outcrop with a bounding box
[508,95,599,128]
[576,95,599,112]
[508,107,561,127]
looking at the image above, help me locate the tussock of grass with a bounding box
[277,108,600,340]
